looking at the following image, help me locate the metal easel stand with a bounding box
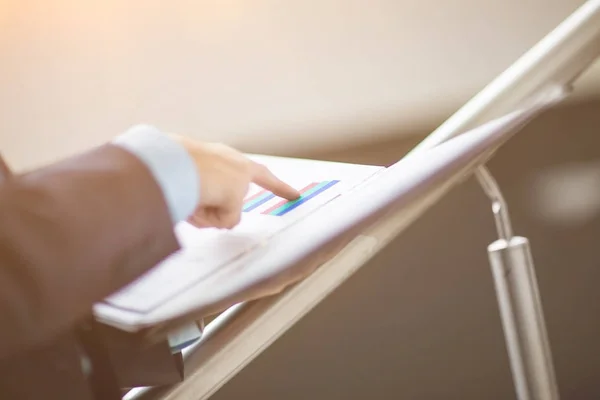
[476,165,560,400]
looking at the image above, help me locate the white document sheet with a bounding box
[96,95,562,332]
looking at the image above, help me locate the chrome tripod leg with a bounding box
[478,166,559,400]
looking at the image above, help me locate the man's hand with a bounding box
[171,134,300,229]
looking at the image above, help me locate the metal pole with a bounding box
[408,89,565,399]
[406,89,565,399]
[479,168,559,400]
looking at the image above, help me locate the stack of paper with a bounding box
[93,97,559,339]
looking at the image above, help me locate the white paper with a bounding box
[101,106,548,333]
[96,99,559,331]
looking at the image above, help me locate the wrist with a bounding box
[113,126,200,223]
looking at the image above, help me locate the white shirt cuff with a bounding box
[112,125,199,224]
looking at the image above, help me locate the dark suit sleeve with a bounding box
[0,145,180,359]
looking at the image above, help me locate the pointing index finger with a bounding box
[251,162,300,200]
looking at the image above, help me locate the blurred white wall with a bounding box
[0,0,598,169]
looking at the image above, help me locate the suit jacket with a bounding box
[0,144,179,361]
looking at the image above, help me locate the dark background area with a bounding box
[211,98,600,399]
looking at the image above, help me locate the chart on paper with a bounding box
[243,180,341,217]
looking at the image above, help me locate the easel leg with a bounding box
[488,237,559,400]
